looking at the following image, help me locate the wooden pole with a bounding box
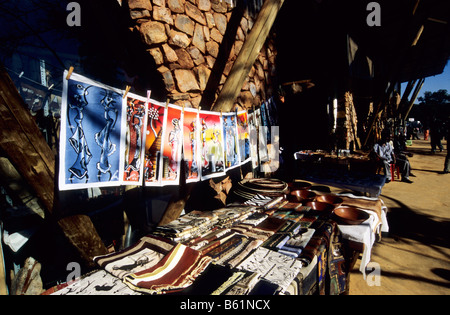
[0,65,55,214]
[404,78,425,119]
[0,65,108,266]
[58,215,108,267]
[211,0,285,112]
[0,222,7,295]
[363,82,395,147]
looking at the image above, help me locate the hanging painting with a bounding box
[160,104,183,186]
[121,93,148,185]
[222,112,240,170]
[144,99,166,186]
[199,110,225,180]
[182,107,200,183]
[248,109,259,170]
[59,71,125,191]
[257,105,269,164]
[237,110,251,164]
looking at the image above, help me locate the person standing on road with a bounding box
[430,118,444,153]
[444,116,450,174]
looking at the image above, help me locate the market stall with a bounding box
[294,150,386,197]
[44,178,388,296]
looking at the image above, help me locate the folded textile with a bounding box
[123,243,212,295]
[154,211,218,242]
[236,247,302,294]
[49,270,142,295]
[224,272,261,295]
[298,213,320,228]
[207,234,246,261]
[211,270,280,295]
[209,235,263,268]
[93,235,176,279]
[230,224,272,241]
[211,271,247,295]
[213,206,258,228]
[241,212,268,226]
[173,263,235,295]
[187,228,230,249]
[272,210,305,222]
[243,194,273,207]
[277,228,316,257]
[254,216,286,233]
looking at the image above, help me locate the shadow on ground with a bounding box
[382,196,450,250]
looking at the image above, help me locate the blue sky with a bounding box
[403,61,450,100]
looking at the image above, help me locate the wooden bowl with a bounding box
[315,194,343,206]
[289,181,312,190]
[289,190,316,202]
[333,206,370,225]
[303,201,335,212]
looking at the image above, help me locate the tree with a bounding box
[417,89,450,128]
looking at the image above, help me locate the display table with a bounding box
[45,179,388,296]
[334,193,389,278]
[294,151,385,197]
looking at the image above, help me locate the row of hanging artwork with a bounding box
[58,71,277,191]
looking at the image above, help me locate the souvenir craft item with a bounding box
[237,110,251,163]
[198,110,226,180]
[144,99,166,186]
[233,178,289,201]
[154,211,218,242]
[160,104,183,185]
[121,93,148,185]
[222,112,241,170]
[182,107,201,183]
[123,243,212,295]
[93,235,176,279]
[236,246,302,294]
[59,71,126,190]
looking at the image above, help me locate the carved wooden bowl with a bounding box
[303,201,335,213]
[315,194,343,206]
[333,206,370,225]
[289,190,316,202]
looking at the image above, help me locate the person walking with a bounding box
[430,118,444,153]
[444,116,450,174]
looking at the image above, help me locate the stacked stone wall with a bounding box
[128,0,277,110]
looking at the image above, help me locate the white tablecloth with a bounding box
[336,193,389,278]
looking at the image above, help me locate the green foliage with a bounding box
[414,89,450,126]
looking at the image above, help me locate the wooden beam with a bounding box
[0,64,55,214]
[58,215,108,267]
[0,65,109,267]
[404,78,425,119]
[211,0,285,112]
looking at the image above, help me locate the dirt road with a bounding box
[349,139,450,295]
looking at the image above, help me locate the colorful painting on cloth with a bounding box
[160,104,183,186]
[182,107,201,183]
[248,109,260,170]
[199,110,225,180]
[144,99,166,186]
[59,71,125,191]
[222,112,240,170]
[121,93,148,185]
[237,110,251,164]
